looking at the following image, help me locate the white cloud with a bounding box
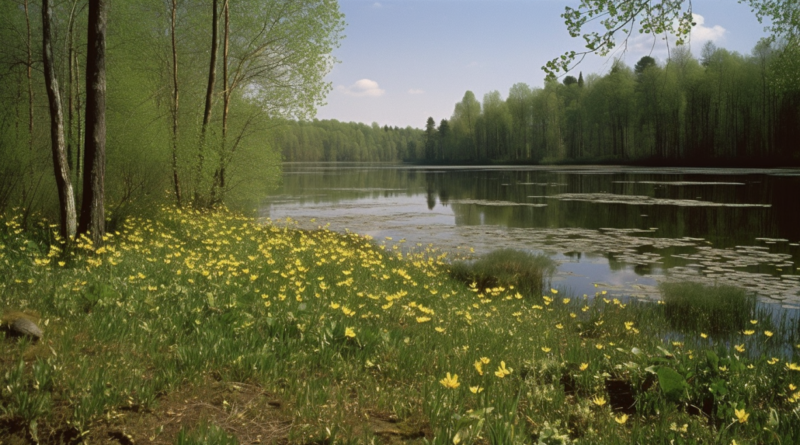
[690,14,725,44]
[337,79,385,98]
[408,88,424,95]
[372,2,382,8]
[616,13,726,64]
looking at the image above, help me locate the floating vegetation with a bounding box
[272,211,799,305]
[450,199,548,207]
[516,182,568,187]
[613,181,745,186]
[326,187,408,192]
[543,193,771,208]
[267,165,800,307]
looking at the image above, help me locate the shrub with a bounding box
[449,248,556,297]
[659,282,756,335]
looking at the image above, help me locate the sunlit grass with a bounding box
[660,281,756,335]
[0,208,798,444]
[449,248,556,298]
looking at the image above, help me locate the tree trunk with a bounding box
[213,0,230,204]
[170,0,182,206]
[197,0,219,205]
[66,0,79,175]
[42,0,78,239]
[78,0,107,247]
[23,0,35,210]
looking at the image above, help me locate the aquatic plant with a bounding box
[449,248,556,297]
[660,281,756,335]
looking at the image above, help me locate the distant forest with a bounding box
[279,41,800,166]
[276,120,424,162]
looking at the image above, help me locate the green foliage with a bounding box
[0,0,346,219]
[423,40,800,165]
[546,0,796,82]
[275,119,425,162]
[449,248,556,297]
[660,282,756,335]
[656,367,687,402]
[1,209,799,443]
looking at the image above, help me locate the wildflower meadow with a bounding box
[1,207,799,444]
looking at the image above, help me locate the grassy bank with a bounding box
[1,208,799,444]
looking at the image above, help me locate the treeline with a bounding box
[419,42,800,165]
[276,120,425,162]
[0,0,343,229]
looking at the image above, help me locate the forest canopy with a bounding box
[410,41,800,165]
[0,0,345,224]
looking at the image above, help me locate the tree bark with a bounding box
[170,0,182,206]
[78,0,107,246]
[212,0,230,204]
[42,0,78,239]
[196,0,219,205]
[23,0,35,210]
[66,0,79,175]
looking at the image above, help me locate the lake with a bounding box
[261,163,800,308]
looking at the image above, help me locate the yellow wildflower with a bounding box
[592,395,607,407]
[579,363,589,371]
[344,327,356,338]
[439,373,460,389]
[614,414,628,424]
[734,408,749,423]
[495,361,512,378]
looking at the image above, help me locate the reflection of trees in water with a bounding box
[277,165,800,252]
[426,173,437,210]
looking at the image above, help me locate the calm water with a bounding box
[261,164,800,307]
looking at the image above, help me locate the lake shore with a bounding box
[1,207,799,443]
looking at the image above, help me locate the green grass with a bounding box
[0,208,798,444]
[449,248,556,298]
[660,282,756,335]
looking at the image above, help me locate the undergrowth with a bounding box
[0,208,798,444]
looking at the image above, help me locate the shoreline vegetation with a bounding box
[1,207,799,444]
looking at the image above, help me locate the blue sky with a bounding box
[315,0,771,129]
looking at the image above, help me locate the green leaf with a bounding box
[657,367,687,402]
[706,351,719,370]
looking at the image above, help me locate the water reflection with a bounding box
[263,164,800,305]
